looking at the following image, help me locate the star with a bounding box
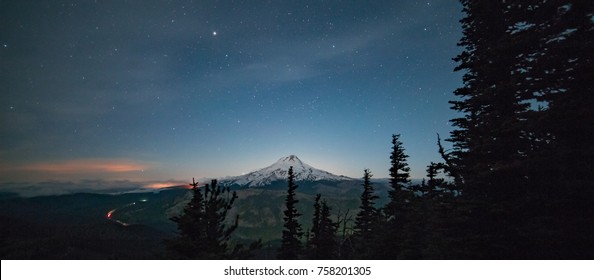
[0,0,466,182]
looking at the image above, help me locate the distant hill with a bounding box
[0,189,188,259]
[0,156,401,259]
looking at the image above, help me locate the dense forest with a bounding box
[168,0,594,259]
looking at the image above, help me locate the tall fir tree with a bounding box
[310,194,322,247]
[422,162,445,199]
[277,166,303,259]
[508,0,594,258]
[385,134,412,215]
[387,134,411,198]
[419,158,466,259]
[375,134,412,259]
[308,194,338,259]
[167,178,239,259]
[450,0,530,200]
[448,0,594,258]
[446,0,540,258]
[318,200,338,258]
[353,169,379,258]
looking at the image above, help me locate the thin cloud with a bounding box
[16,159,148,173]
[0,179,191,197]
[0,159,152,182]
[202,20,402,90]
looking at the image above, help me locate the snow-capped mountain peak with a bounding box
[271,155,306,170]
[222,155,352,187]
[281,155,301,163]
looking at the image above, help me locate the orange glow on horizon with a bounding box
[13,159,149,174]
[144,181,193,189]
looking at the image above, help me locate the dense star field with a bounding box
[0,0,463,183]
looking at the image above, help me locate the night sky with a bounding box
[0,0,463,184]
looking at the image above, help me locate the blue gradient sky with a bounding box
[0,0,463,183]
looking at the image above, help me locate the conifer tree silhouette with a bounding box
[278,166,303,259]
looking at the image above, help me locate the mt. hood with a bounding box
[221,155,352,187]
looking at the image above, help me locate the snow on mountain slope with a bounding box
[221,155,353,187]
